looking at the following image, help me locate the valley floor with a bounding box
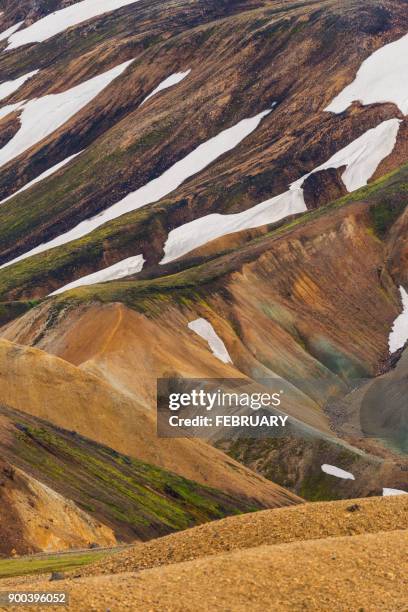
[1,496,407,611]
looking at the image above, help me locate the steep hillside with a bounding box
[0,458,116,556]
[1,2,408,607]
[0,0,407,514]
[0,339,299,508]
[0,0,407,298]
[0,404,278,555]
[2,171,407,497]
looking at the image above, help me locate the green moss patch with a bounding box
[0,551,108,579]
[0,405,260,543]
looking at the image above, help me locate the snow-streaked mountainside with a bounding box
[140,70,191,106]
[4,0,141,50]
[0,109,271,269]
[0,20,23,41]
[162,186,306,264]
[326,32,408,115]
[0,0,406,521]
[0,59,133,169]
[50,253,145,295]
[295,118,401,193]
[0,152,82,204]
[162,118,400,263]
[0,68,37,101]
[188,318,233,364]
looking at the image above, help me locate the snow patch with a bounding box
[188,318,232,364]
[140,70,191,106]
[383,487,407,496]
[0,59,133,170]
[325,33,408,115]
[388,286,408,353]
[161,119,399,264]
[0,69,38,102]
[0,21,23,42]
[321,464,355,480]
[0,152,83,205]
[0,101,23,121]
[298,118,401,192]
[161,186,306,264]
[5,1,141,50]
[50,254,145,295]
[0,109,270,269]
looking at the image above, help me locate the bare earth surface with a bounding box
[1,496,407,611]
[78,495,408,577]
[2,530,407,611]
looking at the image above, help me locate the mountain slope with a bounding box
[46,530,407,611]
[0,338,299,508]
[77,494,408,577]
[0,0,407,297]
[0,458,116,556]
[0,403,281,555]
[0,0,407,513]
[2,170,407,498]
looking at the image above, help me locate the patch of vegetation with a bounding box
[370,199,407,238]
[223,436,374,502]
[2,406,260,542]
[0,301,35,326]
[0,551,107,579]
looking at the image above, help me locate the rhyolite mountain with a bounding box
[0,402,285,556]
[0,0,407,550]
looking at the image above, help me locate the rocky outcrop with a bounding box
[303,167,347,209]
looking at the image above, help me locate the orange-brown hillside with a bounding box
[0,338,299,509]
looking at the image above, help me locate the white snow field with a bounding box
[162,187,306,264]
[0,109,271,270]
[0,152,83,205]
[161,118,400,263]
[4,1,141,50]
[388,286,408,353]
[0,21,23,42]
[50,254,145,295]
[383,488,407,496]
[321,464,355,480]
[295,118,401,193]
[140,71,191,106]
[0,101,22,120]
[0,59,134,170]
[0,69,38,102]
[188,318,232,364]
[325,33,408,115]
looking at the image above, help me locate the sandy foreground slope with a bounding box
[2,496,407,611]
[7,530,406,612]
[75,495,408,577]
